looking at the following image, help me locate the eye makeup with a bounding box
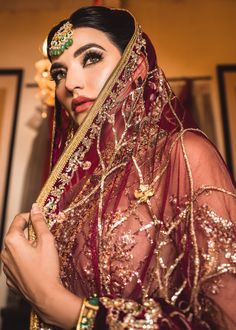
[50,68,67,85]
[82,50,104,67]
[50,46,105,84]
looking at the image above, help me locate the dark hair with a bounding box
[47,6,135,60]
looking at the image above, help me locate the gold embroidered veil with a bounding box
[29,8,236,330]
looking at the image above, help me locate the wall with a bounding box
[123,0,236,155]
[123,0,236,75]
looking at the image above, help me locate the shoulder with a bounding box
[178,129,235,190]
[181,130,223,165]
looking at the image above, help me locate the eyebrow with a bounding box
[74,43,105,57]
[50,43,106,72]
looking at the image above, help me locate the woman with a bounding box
[1,6,236,330]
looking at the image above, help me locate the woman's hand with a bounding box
[1,204,82,328]
[1,204,60,305]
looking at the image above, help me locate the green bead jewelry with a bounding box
[49,21,74,58]
[76,294,99,330]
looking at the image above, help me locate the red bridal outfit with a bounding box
[30,20,236,330]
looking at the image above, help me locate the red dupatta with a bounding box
[30,13,236,330]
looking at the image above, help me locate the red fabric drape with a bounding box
[36,12,236,330]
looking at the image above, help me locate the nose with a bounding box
[64,65,84,93]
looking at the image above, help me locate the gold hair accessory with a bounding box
[77,295,99,330]
[49,21,73,58]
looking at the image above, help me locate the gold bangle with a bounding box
[76,296,99,330]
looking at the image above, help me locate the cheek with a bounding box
[86,63,116,96]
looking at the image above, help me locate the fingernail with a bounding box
[31,203,41,214]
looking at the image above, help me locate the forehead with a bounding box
[71,27,111,45]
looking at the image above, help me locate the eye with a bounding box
[82,50,103,67]
[50,69,67,84]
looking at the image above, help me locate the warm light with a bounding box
[35,58,55,107]
[42,71,49,78]
[41,111,48,119]
[42,38,48,58]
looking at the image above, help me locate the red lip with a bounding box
[72,96,95,113]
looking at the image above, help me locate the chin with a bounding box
[75,110,89,126]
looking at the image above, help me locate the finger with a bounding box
[2,264,17,283]
[2,262,23,295]
[28,239,37,247]
[7,213,30,236]
[30,203,51,238]
[0,248,12,266]
[1,248,8,263]
[3,265,21,295]
[4,226,29,251]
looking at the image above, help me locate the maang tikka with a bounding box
[49,21,74,58]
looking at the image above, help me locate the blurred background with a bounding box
[0,0,235,328]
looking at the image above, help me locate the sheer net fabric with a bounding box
[31,25,236,330]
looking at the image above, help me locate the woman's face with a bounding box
[50,27,122,125]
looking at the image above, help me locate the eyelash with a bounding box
[50,70,66,85]
[50,50,104,84]
[82,50,103,67]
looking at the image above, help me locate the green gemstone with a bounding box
[68,38,73,46]
[89,296,99,306]
[81,316,89,327]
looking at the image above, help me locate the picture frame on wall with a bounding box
[169,76,217,148]
[217,65,236,178]
[0,69,23,249]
